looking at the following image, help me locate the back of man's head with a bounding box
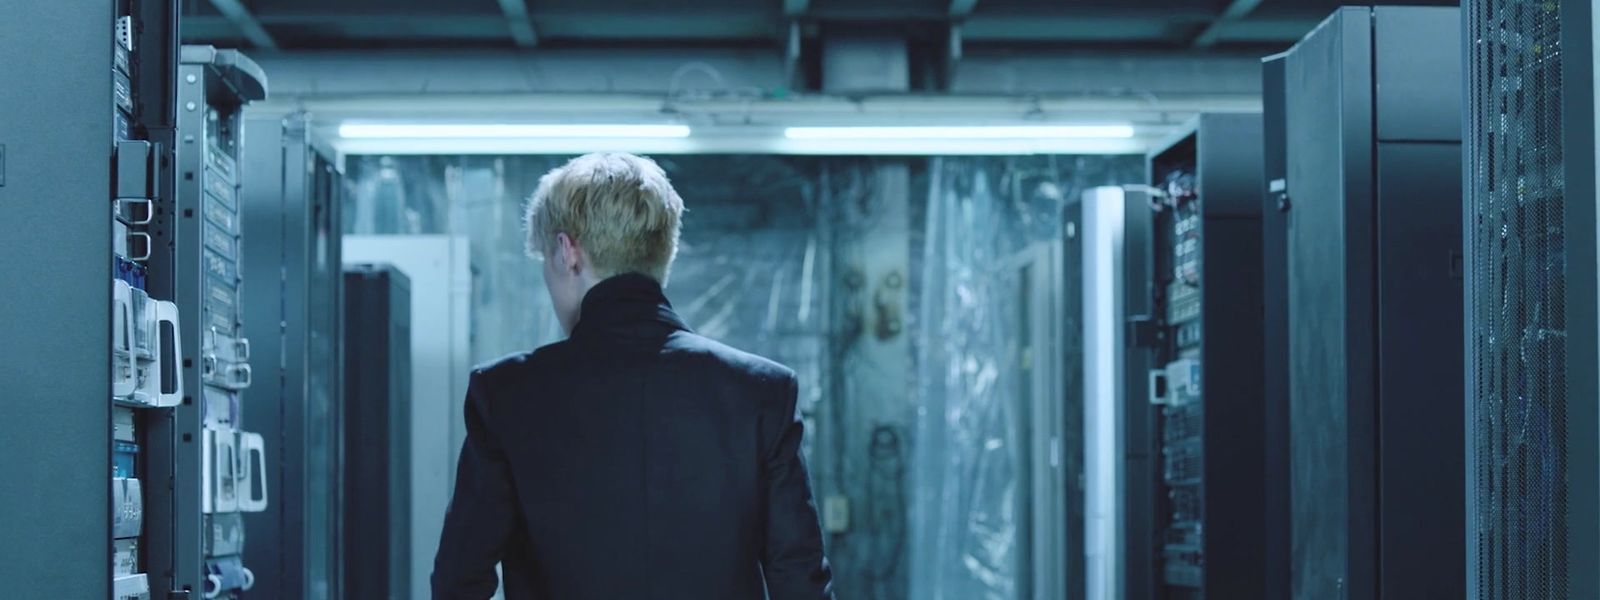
[524,152,684,284]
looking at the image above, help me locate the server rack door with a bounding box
[239,114,293,600]
[304,121,346,600]
[1196,115,1266,600]
[1466,0,1600,597]
[1372,7,1465,599]
[1374,142,1464,598]
[0,2,115,596]
[1284,10,1375,599]
[1283,7,1464,599]
[1260,53,1292,600]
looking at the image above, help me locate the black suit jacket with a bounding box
[432,273,836,599]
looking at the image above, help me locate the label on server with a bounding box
[1167,282,1201,324]
[204,227,235,260]
[203,198,234,232]
[204,169,235,210]
[113,71,133,115]
[113,539,138,577]
[203,247,236,282]
[206,512,246,557]
[208,310,233,336]
[1176,322,1202,347]
[114,44,130,76]
[113,407,136,441]
[114,441,139,478]
[206,144,236,182]
[206,277,236,330]
[114,110,131,141]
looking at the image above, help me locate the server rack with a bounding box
[1138,113,1264,600]
[1276,7,1464,599]
[343,264,414,599]
[145,45,268,599]
[0,1,178,597]
[1465,1,1600,598]
[241,113,345,600]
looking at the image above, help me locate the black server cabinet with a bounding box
[344,264,413,600]
[1139,114,1264,600]
[1465,1,1600,598]
[1259,54,1291,600]
[241,113,346,600]
[1278,7,1463,599]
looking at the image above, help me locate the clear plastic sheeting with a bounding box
[343,153,1141,600]
[910,156,1140,600]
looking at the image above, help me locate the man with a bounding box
[432,152,836,599]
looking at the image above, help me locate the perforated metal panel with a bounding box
[1467,1,1569,598]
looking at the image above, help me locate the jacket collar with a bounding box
[569,273,690,340]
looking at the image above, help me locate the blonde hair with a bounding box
[524,153,685,284]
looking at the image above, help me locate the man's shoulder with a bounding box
[469,341,571,382]
[667,331,795,385]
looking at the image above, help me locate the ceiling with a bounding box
[182,0,1456,53]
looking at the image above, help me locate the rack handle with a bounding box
[155,301,183,407]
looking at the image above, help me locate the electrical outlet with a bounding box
[823,495,850,534]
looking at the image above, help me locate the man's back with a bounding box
[433,274,835,599]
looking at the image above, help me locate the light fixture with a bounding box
[336,123,692,139]
[782,124,1136,140]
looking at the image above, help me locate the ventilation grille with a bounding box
[1468,1,1568,598]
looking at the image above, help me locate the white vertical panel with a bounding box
[344,234,473,600]
[1081,187,1125,600]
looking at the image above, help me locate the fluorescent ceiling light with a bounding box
[337,123,691,139]
[784,124,1136,140]
[334,136,1149,156]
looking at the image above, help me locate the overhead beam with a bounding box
[1191,0,1266,48]
[496,0,538,47]
[246,49,1261,98]
[207,0,277,50]
[950,0,980,18]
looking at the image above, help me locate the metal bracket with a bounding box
[1127,314,1164,348]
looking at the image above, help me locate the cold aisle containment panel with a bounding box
[1464,0,1600,598]
[1138,113,1265,600]
[241,113,346,600]
[1275,7,1463,599]
[343,264,413,600]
